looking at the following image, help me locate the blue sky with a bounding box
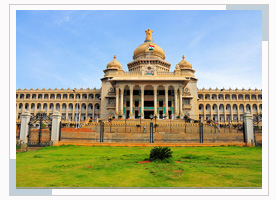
[16,10,262,90]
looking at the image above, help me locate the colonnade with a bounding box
[115,84,184,119]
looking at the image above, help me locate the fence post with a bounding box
[100,122,104,142]
[51,111,61,145]
[19,110,31,144]
[244,112,255,146]
[150,122,154,143]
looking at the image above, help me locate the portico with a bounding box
[112,82,187,119]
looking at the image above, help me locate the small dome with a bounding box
[178,55,192,68]
[106,55,122,69]
[133,29,165,60]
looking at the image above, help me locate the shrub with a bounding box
[136,124,141,127]
[149,147,173,161]
[154,124,158,127]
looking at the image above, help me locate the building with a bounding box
[16,29,262,123]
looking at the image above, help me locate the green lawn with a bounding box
[16,145,262,187]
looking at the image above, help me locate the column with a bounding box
[165,85,169,119]
[179,86,183,118]
[237,104,240,122]
[244,111,255,146]
[72,104,75,121]
[224,103,227,123]
[210,103,213,121]
[19,110,31,144]
[46,103,49,116]
[203,104,206,120]
[115,86,119,116]
[51,111,61,145]
[129,85,134,119]
[92,103,95,120]
[120,86,124,117]
[85,103,88,121]
[140,85,145,119]
[174,86,179,117]
[153,85,158,116]
[66,103,69,121]
[16,104,19,120]
[34,103,37,115]
[231,104,234,122]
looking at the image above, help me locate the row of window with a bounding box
[124,90,175,96]
[17,103,100,111]
[198,104,262,112]
[16,93,101,100]
[198,94,262,100]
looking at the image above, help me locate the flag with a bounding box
[149,44,155,51]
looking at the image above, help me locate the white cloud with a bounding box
[55,15,71,26]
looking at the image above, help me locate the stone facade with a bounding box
[16,29,262,123]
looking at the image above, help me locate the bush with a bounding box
[136,124,141,127]
[149,147,173,161]
[154,124,158,127]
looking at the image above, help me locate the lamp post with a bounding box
[217,89,224,132]
[73,89,79,129]
[138,114,141,133]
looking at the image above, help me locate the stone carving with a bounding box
[183,87,191,96]
[143,66,156,75]
[145,28,153,41]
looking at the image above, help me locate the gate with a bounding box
[27,112,52,147]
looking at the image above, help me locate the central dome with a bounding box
[133,29,165,60]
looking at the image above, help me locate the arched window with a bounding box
[199,104,204,111]
[239,104,244,112]
[56,103,60,111]
[219,104,224,111]
[62,103,67,111]
[226,104,231,111]
[246,104,251,112]
[88,103,93,111]
[212,104,217,111]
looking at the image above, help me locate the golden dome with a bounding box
[133,29,165,59]
[178,55,192,68]
[106,55,122,69]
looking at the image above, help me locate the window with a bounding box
[108,98,115,104]
[144,90,153,95]
[126,101,130,107]
[184,99,190,105]
[135,101,139,107]
[168,101,172,107]
[159,90,165,95]
[159,101,163,107]
[133,90,140,95]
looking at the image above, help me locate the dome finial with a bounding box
[145,28,153,42]
[182,55,185,60]
[114,55,117,59]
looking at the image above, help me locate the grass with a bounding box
[16,145,262,187]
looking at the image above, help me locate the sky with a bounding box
[16,10,262,90]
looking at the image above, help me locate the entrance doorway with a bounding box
[144,111,154,119]
[159,111,163,119]
[168,111,172,119]
[135,110,139,119]
[126,110,130,119]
